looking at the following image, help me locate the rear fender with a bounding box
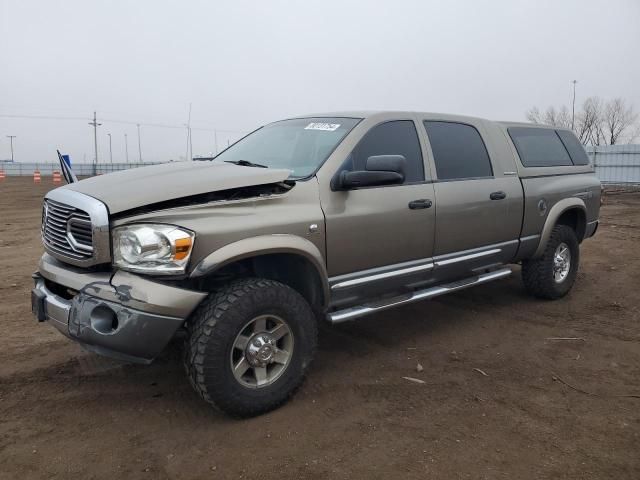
[533,198,586,258]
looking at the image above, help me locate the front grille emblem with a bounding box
[40,190,110,267]
[41,199,94,260]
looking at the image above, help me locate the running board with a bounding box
[327,267,512,324]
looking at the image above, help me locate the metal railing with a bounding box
[0,162,164,176]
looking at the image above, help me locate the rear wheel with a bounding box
[522,224,580,299]
[184,278,317,417]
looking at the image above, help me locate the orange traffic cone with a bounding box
[53,171,62,184]
[33,170,41,183]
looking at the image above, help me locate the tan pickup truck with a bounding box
[32,111,600,416]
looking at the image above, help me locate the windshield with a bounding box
[213,117,361,179]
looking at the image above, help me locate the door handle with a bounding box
[408,199,433,209]
[490,191,506,200]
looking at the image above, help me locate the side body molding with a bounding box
[189,234,330,307]
[533,197,586,258]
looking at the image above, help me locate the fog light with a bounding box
[90,305,119,334]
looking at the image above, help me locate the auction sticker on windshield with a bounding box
[304,122,341,131]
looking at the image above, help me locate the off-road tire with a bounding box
[522,224,580,300]
[184,278,317,417]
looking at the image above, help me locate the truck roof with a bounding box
[292,110,487,122]
[498,120,572,132]
[288,111,563,131]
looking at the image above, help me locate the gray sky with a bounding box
[1,0,639,163]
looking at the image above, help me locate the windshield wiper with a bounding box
[224,160,268,168]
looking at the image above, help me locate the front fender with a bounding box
[533,197,586,258]
[189,234,329,305]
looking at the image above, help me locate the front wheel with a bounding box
[522,224,580,300]
[184,278,317,417]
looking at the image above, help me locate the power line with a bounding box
[1,114,88,121]
[0,113,247,133]
[2,110,249,162]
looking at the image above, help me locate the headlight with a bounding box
[112,224,195,275]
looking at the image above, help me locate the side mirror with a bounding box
[334,155,406,190]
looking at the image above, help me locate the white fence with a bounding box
[586,145,640,186]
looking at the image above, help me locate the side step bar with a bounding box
[327,267,512,324]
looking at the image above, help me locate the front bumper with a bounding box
[33,254,207,363]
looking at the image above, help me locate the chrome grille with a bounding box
[42,199,94,261]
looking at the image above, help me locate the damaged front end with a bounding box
[33,160,309,363]
[110,180,295,220]
[33,254,206,363]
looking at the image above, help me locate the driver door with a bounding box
[318,119,436,308]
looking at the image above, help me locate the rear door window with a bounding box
[508,127,573,167]
[423,121,493,180]
[556,130,590,165]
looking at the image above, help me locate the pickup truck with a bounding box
[32,111,600,417]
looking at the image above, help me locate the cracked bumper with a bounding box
[33,254,207,363]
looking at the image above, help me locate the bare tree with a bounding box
[603,98,638,145]
[526,105,571,128]
[525,106,542,123]
[577,97,605,146]
[526,96,638,145]
[552,105,572,129]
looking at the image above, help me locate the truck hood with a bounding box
[62,161,292,214]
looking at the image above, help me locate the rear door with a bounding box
[420,119,523,281]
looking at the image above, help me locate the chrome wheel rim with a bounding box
[230,314,294,389]
[553,242,571,283]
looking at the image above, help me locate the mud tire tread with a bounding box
[184,278,317,417]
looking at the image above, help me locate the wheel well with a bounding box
[557,208,586,241]
[197,253,326,311]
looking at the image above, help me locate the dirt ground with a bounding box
[0,177,639,480]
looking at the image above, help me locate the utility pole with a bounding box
[107,133,113,163]
[213,130,218,154]
[124,133,129,163]
[571,80,578,131]
[6,135,16,162]
[184,128,191,161]
[88,111,102,175]
[136,124,142,163]
[185,103,192,161]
